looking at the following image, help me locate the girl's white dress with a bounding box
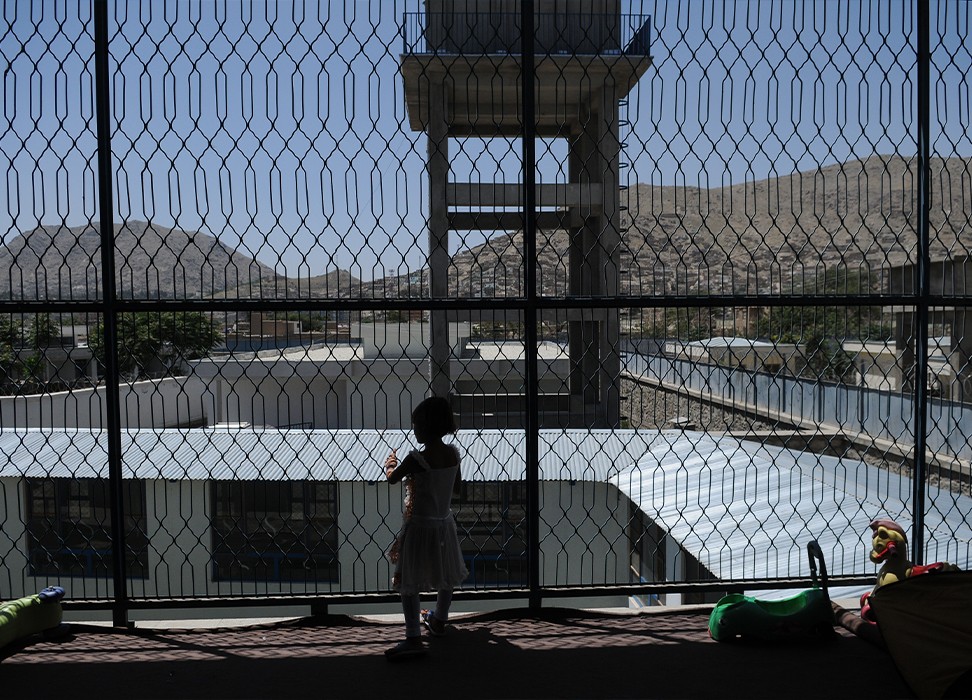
[391,450,469,595]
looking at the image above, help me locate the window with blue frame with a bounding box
[455,481,527,587]
[211,480,338,583]
[26,478,149,578]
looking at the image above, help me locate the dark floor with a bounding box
[2,605,913,700]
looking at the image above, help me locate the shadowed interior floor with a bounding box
[1,606,912,699]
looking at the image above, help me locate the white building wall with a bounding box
[146,480,213,598]
[270,377,346,428]
[0,479,28,600]
[338,481,400,592]
[214,376,346,429]
[540,481,628,586]
[0,376,208,430]
[0,477,632,601]
[348,360,432,429]
[354,322,469,359]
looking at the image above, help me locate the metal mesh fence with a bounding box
[1,0,970,619]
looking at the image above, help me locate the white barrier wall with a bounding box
[0,376,209,430]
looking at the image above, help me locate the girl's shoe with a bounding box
[421,609,446,637]
[384,637,426,661]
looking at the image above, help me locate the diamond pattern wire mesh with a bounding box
[0,0,970,613]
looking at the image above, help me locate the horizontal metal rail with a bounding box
[1,295,965,315]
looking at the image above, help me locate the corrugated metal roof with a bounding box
[0,428,661,482]
[3,427,970,583]
[611,432,972,584]
[0,430,110,479]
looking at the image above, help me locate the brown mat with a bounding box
[2,607,913,699]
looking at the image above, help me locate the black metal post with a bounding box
[521,0,541,611]
[94,0,128,626]
[912,0,931,564]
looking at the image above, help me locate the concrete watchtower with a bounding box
[401,1,651,427]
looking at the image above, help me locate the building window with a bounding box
[211,481,339,582]
[26,478,149,579]
[455,481,527,587]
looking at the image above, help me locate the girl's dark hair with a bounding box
[412,396,457,438]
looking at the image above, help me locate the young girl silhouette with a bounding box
[384,396,468,660]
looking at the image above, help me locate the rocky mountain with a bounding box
[615,154,971,296]
[3,156,969,303]
[0,220,369,302]
[0,220,282,301]
[216,268,363,300]
[433,155,972,299]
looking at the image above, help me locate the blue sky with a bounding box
[1,0,969,281]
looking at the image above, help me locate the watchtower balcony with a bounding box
[400,2,652,135]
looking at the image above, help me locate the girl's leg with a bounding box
[401,592,422,638]
[420,589,451,636]
[433,588,453,623]
[386,593,426,660]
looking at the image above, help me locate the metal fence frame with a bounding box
[1,0,964,626]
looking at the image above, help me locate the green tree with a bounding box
[756,267,888,384]
[639,307,716,340]
[0,316,22,348]
[12,314,63,393]
[90,311,222,379]
[27,313,61,349]
[759,267,890,342]
[802,331,857,384]
[18,354,46,393]
[0,316,22,390]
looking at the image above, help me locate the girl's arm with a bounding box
[451,445,462,495]
[384,450,420,484]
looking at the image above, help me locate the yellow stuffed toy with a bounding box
[860,518,959,622]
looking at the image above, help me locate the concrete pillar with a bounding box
[565,86,621,428]
[567,129,584,416]
[568,108,602,426]
[428,81,451,400]
[896,311,915,392]
[598,81,621,427]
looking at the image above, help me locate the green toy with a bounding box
[0,587,66,650]
[708,541,834,642]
